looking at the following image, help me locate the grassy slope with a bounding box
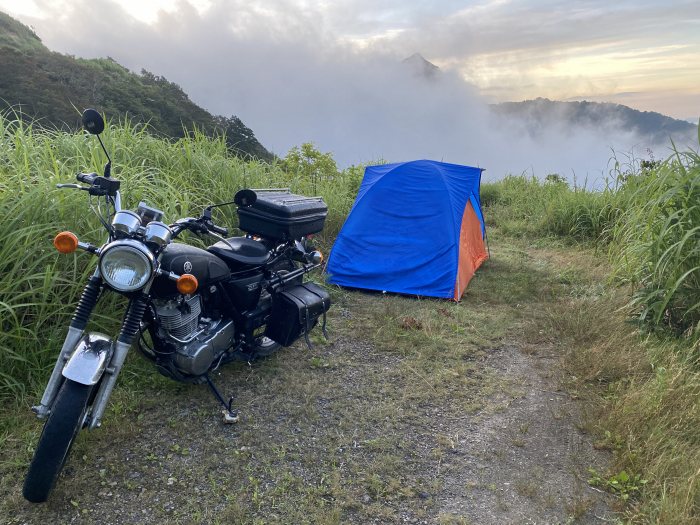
[0,116,698,522]
[482,164,700,522]
[1,227,613,524]
[0,11,272,161]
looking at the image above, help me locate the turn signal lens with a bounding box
[176,274,198,295]
[54,231,79,254]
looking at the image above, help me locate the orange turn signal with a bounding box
[176,274,198,295]
[54,231,79,254]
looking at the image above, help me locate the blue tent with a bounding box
[327,160,488,300]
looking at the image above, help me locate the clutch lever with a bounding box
[206,229,235,251]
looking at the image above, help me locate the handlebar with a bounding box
[206,222,228,237]
[74,172,121,197]
[76,172,98,185]
[172,217,228,238]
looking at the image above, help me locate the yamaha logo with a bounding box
[183,261,193,273]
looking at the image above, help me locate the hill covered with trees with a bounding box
[0,11,272,161]
[492,97,697,144]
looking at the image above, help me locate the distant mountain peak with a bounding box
[402,53,439,78]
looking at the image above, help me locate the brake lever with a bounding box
[56,183,89,191]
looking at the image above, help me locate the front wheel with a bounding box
[23,380,93,502]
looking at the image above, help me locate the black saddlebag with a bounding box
[237,190,327,240]
[265,283,331,347]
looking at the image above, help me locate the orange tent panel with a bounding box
[454,201,488,300]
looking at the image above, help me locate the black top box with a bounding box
[237,189,328,240]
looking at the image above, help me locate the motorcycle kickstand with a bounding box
[204,374,239,424]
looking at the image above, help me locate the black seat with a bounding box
[207,237,270,267]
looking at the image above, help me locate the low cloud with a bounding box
[7,0,691,186]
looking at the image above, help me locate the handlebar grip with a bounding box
[208,223,228,236]
[76,172,98,184]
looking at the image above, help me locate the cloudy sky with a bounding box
[1,0,699,181]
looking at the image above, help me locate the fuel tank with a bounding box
[151,243,230,297]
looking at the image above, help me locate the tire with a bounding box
[23,380,93,503]
[247,335,282,359]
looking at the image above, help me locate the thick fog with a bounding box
[15,0,689,186]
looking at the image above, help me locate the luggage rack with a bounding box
[249,188,324,205]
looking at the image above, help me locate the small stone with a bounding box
[362,494,371,504]
[418,491,430,500]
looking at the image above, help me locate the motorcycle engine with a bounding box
[152,295,235,376]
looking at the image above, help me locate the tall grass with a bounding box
[0,113,360,401]
[483,140,700,346]
[482,138,700,522]
[481,175,620,241]
[610,147,700,341]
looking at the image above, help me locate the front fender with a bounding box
[62,333,113,386]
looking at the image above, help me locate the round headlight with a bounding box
[99,240,154,292]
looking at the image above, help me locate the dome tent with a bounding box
[327,159,488,300]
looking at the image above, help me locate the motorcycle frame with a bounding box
[33,187,320,429]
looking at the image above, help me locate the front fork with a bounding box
[33,273,103,417]
[33,272,149,430]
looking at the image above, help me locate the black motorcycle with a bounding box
[23,109,331,503]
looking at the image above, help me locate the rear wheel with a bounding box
[245,257,300,359]
[23,380,93,503]
[247,334,281,359]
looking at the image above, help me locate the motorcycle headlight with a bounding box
[99,240,155,292]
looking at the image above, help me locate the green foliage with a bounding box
[0,12,44,52]
[0,12,271,161]
[588,468,648,501]
[482,140,700,346]
[0,112,360,401]
[481,175,618,241]
[610,147,700,339]
[282,142,338,194]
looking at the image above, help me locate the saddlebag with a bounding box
[237,190,327,241]
[265,283,331,347]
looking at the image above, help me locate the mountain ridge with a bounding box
[0,11,272,161]
[405,52,697,144]
[491,97,697,144]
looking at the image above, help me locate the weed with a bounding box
[588,468,648,502]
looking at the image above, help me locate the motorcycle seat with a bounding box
[207,237,270,267]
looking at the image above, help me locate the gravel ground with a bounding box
[433,343,613,524]
[1,336,613,524]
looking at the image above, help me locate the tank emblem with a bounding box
[183,261,193,273]
[247,282,259,291]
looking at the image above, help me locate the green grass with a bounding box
[1,113,699,523]
[0,112,361,403]
[481,141,700,523]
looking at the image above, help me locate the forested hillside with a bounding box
[492,97,697,144]
[0,11,272,161]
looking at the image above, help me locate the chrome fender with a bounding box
[62,333,113,386]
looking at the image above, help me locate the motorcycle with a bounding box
[23,109,331,503]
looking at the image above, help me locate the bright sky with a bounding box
[2,0,697,120]
[1,0,698,181]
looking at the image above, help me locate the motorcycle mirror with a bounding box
[234,189,257,207]
[82,108,105,135]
